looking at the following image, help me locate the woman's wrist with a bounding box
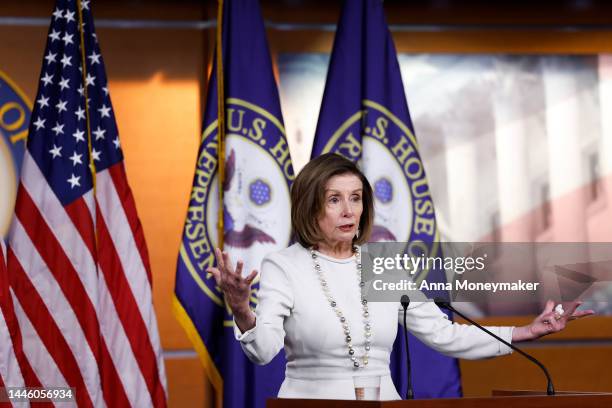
[232,302,252,318]
[233,305,256,333]
[511,325,535,342]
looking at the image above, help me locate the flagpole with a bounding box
[214,3,226,407]
[76,0,96,194]
[77,0,99,254]
[216,0,225,251]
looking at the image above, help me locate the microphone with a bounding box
[400,295,414,400]
[434,299,555,396]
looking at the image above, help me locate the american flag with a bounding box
[5,0,167,406]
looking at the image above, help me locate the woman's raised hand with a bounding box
[207,248,258,331]
[512,300,594,342]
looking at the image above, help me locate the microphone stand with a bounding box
[435,299,555,396]
[401,295,414,399]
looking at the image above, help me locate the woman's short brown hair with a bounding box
[291,153,374,248]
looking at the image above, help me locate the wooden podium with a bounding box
[267,391,612,408]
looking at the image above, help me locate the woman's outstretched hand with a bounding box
[207,248,258,332]
[512,300,595,342]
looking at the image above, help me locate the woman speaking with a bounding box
[208,153,593,400]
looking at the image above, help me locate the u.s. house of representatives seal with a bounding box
[322,99,440,284]
[0,71,30,239]
[181,98,294,321]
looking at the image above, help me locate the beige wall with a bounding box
[2,1,612,406]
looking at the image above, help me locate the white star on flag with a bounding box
[88,51,101,65]
[113,137,121,149]
[69,151,83,166]
[91,148,101,161]
[41,72,54,86]
[85,73,95,86]
[67,173,81,188]
[52,8,64,19]
[60,54,72,68]
[52,122,64,135]
[64,10,75,23]
[59,78,70,91]
[98,104,111,118]
[75,106,86,120]
[37,95,49,108]
[33,117,46,130]
[72,129,86,143]
[48,29,61,42]
[49,144,62,158]
[93,126,106,140]
[45,51,57,65]
[62,32,73,46]
[56,100,68,113]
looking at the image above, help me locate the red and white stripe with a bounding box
[0,240,28,408]
[0,285,23,393]
[7,151,167,407]
[95,164,167,406]
[1,239,49,408]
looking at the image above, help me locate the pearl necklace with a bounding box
[310,246,372,368]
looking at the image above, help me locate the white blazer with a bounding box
[235,243,514,400]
